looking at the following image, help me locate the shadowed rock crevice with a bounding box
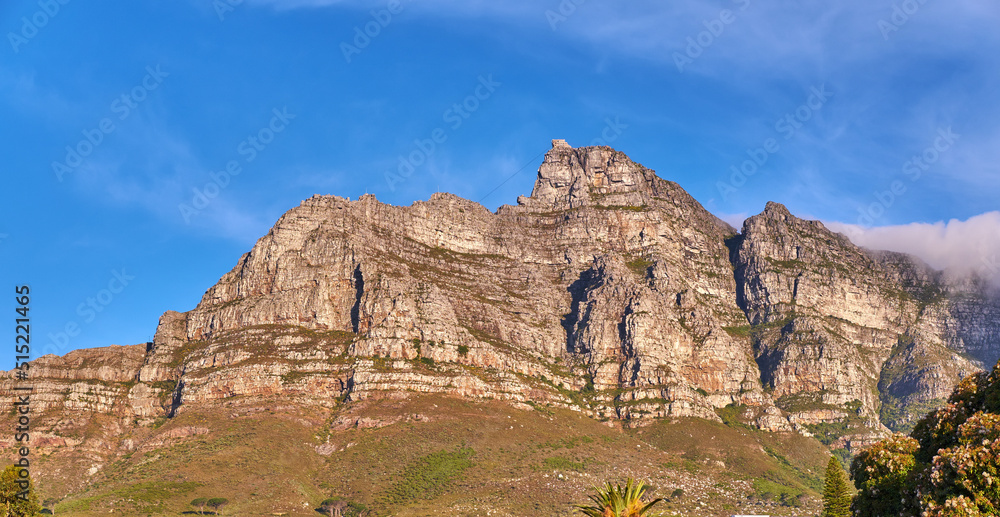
[725,233,749,318]
[562,268,598,354]
[351,265,364,334]
[167,380,184,418]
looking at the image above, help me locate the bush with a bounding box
[851,361,1000,516]
[575,478,663,517]
[543,456,587,472]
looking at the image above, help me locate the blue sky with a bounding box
[2,0,999,366]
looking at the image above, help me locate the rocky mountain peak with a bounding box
[763,201,792,219]
[517,140,662,209]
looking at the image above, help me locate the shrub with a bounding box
[851,360,1000,516]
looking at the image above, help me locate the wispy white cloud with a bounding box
[60,109,275,243]
[235,0,1000,216]
[0,66,82,125]
[242,0,999,71]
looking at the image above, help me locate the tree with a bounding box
[207,497,229,515]
[821,456,852,517]
[191,497,208,515]
[42,497,60,515]
[575,478,663,517]
[851,360,1000,516]
[0,464,43,517]
[318,498,348,517]
[851,433,919,516]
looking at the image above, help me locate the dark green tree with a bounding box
[207,497,229,515]
[318,498,347,517]
[821,456,852,517]
[0,464,42,517]
[190,497,208,515]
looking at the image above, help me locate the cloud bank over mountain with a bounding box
[827,211,1000,285]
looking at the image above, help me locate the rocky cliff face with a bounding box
[731,203,985,434]
[4,141,999,491]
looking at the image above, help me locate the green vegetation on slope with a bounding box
[380,447,474,506]
[33,392,841,517]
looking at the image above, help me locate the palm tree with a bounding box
[576,478,663,517]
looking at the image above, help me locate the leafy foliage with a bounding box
[851,360,1000,516]
[625,257,653,277]
[575,478,662,517]
[0,465,42,517]
[191,497,208,514]
[207,497,229,515]
[319,497,346,517]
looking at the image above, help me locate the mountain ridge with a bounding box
[4,140,999,514]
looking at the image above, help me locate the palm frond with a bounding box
[575,477,663,517]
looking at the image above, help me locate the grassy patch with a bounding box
[625,256,654,277]
[752,478,805,507]
[148,379,178,392]
[280,370,311,384]
[108,481,202,512]
[722,325,753,338]
[380,447,475,506]
[804,420,858,446]
[716,404,750,429]
[594,204,649,212]
[537,436,594,451]
[766,258,806,270]
[541,456,589,472]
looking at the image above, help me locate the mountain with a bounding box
[4,140,998,516]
